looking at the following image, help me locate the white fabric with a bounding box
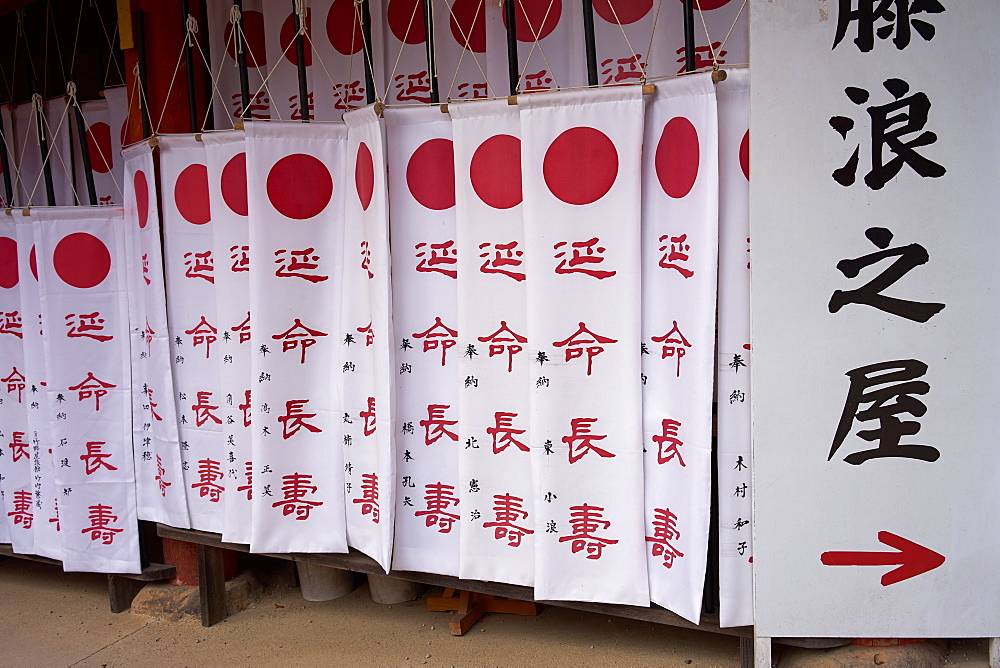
[518,86,648,605]
[42,98,78,206]
[0,106,15,209]
[104,87,129,192]
[715,67,752,628]
[203,130,254,545]
[262,0,315,121]
[159,135,226,533]
[123,143,190,529]
[33,206,139,573]
[342,107,395,570]
[11,102,42,207]
[206,0,270,126]
[380,0,437,104]
[245,121,347,553]
[384,106,459,575]
[640,73,718,623]
[75,100,121,206]
[309,0,387,115]
[450,99,533,586]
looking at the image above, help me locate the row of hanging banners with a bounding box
[0,71,751,627]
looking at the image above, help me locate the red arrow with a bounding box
[820,531,945,586]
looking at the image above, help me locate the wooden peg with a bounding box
[440,103,449,114]
[373,101,385,117]
[712,68,727,83]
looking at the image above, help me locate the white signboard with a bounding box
[751,0,1000,637]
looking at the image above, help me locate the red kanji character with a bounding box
[412,317,458,366]
[414,482,459,533]
[277,399,322,439]
[2,366,25,402]
[237,461,253,500]
[7,489,32,528]
[479,241,525,282]
[65,312,113,342]
[230,245,250,272]
[191,458,224,502]
[456,81,488,99]
[552,322,617,376]
[419,404,458,445]
[289,91,316,120]
[81,504,122,545]
[559,503,618,559]
[232,90,271,120]
[352,472,379,523]
[68,372,117,412]
[275,248,329,283]
[191,391,222,427]
[183,250,215,283]
[675,42,726,74]
[141,253,151,285]
[521,69,554,92]
[146,386,162,421]
[599,55,647,84]
[80,441,118,475]
[8,431,28,462]
[360,241,374,279]
[0,311,22,338]
[333,80,367,110]
[49,500,59,532]
[487,411,528,454]
[231,311,251,344]
[477,321,527,373]
[646,507,684,568]
[143,319,155,357]
[357,322,374,346]
[554,238,617,279]
[652,418,686,466]
[562,417,615,464]
[482,493,533,547]
[393,71,432,103]
[360,396,376,436]
[415,241,458,279]
[271,472,324,520]
[155,454,172,497]
[271,318,328,364]
[651,320,691,377]
[239,389,251,427]
[658,234,694,278]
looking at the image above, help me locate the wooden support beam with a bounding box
[197,543,227,627]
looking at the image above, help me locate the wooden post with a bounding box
[755,636,772,668]
[197,543,228,627]
[989,637,1000,668]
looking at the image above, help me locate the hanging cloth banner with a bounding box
[519,86,648,605]
[431,0,491,101]
[640,73,718,624]
[15,216,62,561]
[450,99,534,587]
[510,0,584,92]
[384,106,460,575]
[311,0,387,114]
[160,135,226,533]
[33,206,139,573]
[12,102,43,208]
[203,130,254,545]
[206,0,271,126]
[715,67,752,628]
[0,216,34,554]
[104,87,130,196]
[246,121,347,554]
[75,99,121,205]
[262,0,316,120]
[0,105,14,208]
[123,143,190,529]
[42,97,78,206]
[342,106,395,571]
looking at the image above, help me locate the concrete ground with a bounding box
[0,557,991,667]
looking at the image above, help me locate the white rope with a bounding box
[295,0,308,35]
[71,88,124,202]
[603,0,646,84]
[186,14,200,47]
[26,95,81,207]
[442,0,493,100]
[382,0,424,101]
[302,29,352,111]
[515,0,559,91]
[644,0,665,72]
[694,0,747,69]
[192,20,239,131]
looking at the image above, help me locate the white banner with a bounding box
[0,106,14,209]
[206,0,271,126]
[262,0,316,121]
[309,0,387,116]
[641,73,718,623]
[246,121,347,553]
[75,99,121,206]
[715,67,751,628]
[384,106,459,575]
[519,87,647,605]
[203,130,254,545]
[12,102,43,208]
[380,0,438,104]
[160,135,226,533]
[450,99,533,587]
[342,106,395,571]
[123,143,190,529]
[0,215,33,554]
[33,206,138,573]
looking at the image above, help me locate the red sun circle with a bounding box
[225,10,267,68]
[678,0,733,9]
[503,0,561,42]
[86,122,113,173]
[134,169,149,229]
[356,143,375,211]
[29,246,37,281]
[267,154,334,219]
[0,237,17,288]
[174,163,211,225]
[450,0,486,52]
[739,130,749,180]
[388,0,426,44]
[593,0,652,25]
[543,127,618,205]
[406,138,455,211]
[327,0,364,55]
[221,152,249,216]
[655,116,700,199]
[470,134,522,209]
[280,9,312,66]
[53,233,111,289]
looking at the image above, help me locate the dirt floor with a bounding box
[0,557,991,667]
